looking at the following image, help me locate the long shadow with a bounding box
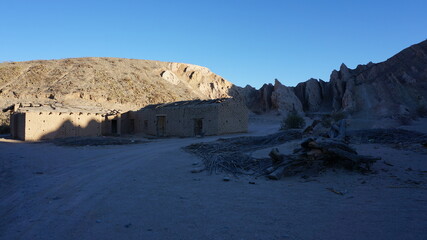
[39,119,102,140]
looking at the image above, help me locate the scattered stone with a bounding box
[34,171,44,175]
[248,181,256,184]
[326,187,345,195]
[383,161,394,167]
[190,167,205,173]
[124,223,132,228]
[222,177,230,182]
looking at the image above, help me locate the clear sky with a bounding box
[1,0,426,88]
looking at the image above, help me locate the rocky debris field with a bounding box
[184,130,302,175]
[348,128,427,152]
[185,128,427,179]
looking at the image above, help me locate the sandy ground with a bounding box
[1,115,427,240]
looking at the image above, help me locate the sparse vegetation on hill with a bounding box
[0,57,234,113]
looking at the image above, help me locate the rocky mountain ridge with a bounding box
[236,39,427,119]
[1,40,426,128]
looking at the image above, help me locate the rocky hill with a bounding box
[1,40,426,130]
[0,57,234,112]
[237,39,427,119]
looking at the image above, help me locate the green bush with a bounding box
[281,111,306,130]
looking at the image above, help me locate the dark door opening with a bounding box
[111,120,118,135]
[194,118,203,136]
[129,119,135,133]
[156,116,166,137]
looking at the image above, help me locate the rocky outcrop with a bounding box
[233,84,274,114]
[271,80,303,116]
[327,40,427,118]
[294,78,331,112]
[237,39,427,118]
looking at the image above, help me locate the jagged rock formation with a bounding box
[271,79,303,115]
[1,40,426,124]
[0,58,234,112]
[328,40,427,117]
[236,39,427,118]
[235,84,274,114]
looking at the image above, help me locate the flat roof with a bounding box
[143,98,232,109]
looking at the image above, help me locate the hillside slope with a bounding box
[0,57,234,112]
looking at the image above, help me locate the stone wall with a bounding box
[135,104,220,137]
[217,100,248,135]
[135,99,248,137]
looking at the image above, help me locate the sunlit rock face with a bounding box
[0,58,235,112]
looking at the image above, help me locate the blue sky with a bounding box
[1,0,426,88]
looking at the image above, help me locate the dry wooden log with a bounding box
[307,138,356,154]
[267,165,287,180]
[266,137,380,177]
[269,148,284,164]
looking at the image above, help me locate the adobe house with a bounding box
[8,104,123,141]
[134,98,248,137]
[7,98,248,141]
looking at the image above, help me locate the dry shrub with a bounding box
[281,111,306,130]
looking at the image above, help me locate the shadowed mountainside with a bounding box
[234,39,427,119]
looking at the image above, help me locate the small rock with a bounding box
[248,181,256,184]
[34,171,44,175]
[124,223,132,228]
[223,177,230,182]
[190,168,205,173]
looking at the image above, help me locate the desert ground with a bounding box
[1,114,426,240]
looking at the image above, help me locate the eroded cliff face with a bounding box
[237,39,427,118]
[0,58,234,111]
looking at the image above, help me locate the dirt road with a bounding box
[1,118,427,239]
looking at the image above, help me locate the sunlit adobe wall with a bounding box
[18,111,103,141]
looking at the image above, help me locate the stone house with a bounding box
[134,98,248,137]
[8,98,248,141]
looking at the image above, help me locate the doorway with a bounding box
[156,116,166,137]
[111,119,118,135]
[129,119,135,133]
[194,118,203,136]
